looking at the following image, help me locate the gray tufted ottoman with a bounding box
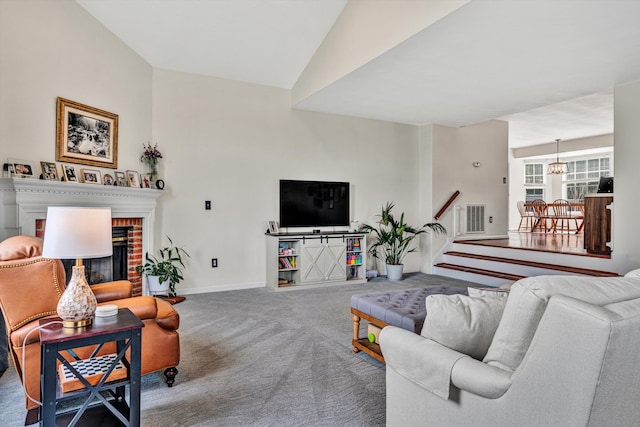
[350,285,468,363]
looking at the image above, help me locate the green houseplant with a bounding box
[359,202,446,280]
[136,236,190,296]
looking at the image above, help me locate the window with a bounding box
[524,163,544,185]
[525,188,544,203]
[565,157,611,202]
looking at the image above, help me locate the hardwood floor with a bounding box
[458,231,608,258]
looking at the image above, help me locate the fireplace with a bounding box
[37,218,144,296]
[1,178,162,296]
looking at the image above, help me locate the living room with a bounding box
[2,0,640,425]
[2,0,638,293]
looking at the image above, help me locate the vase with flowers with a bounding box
[140,142,163,182]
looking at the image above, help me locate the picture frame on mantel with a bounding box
[61,164,78,182]
[40,161,59,181]
[56,97,118,169]
[8,159,36,179]
[80,168,101,184]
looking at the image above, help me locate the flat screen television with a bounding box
[279,180,350,228]
[596,176,613,193]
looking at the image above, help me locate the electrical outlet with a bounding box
[205,200,211,210]
[211,258,218,268]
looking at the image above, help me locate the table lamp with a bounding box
[42,207,113,328]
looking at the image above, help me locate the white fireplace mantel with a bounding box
[0,178,163,258]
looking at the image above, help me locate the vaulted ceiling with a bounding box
[76,0,640,148]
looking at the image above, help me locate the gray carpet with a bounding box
[0,273,477,426]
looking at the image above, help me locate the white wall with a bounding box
[430,121,510,243]
[0,0,152,175]
[614,80,640,270]
[152,69,420,292]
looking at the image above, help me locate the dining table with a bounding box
[524,202,585,234]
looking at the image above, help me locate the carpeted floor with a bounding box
[0,273,477,426]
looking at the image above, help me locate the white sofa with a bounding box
[379,272,640,427]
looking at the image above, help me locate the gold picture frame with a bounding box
[80,168,102,184]
[40,161,59,181]
[126,170,140,188]
[61,164,78,182]
[56,97,118,169]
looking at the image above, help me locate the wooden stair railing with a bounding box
[434,190,460,220]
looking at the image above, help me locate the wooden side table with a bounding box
[39,308,143,426]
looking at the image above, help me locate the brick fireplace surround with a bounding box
[0,178,162,296]
[35,217,144,295]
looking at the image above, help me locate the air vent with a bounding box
[466,204,486,234]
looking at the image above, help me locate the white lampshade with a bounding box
[42,207,112,328]
[42,207,113,259]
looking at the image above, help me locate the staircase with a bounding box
[434,239,625,287]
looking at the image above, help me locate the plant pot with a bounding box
[385,264,404,281]
[146,275,170,296]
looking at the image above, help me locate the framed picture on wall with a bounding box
[56,97,118,169]
[61,164,78,182]
[81,168,101,184]
[40,161,59,181]
[126,170,140,188]
[115,171,127,187]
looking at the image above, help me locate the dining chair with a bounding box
[517,201,535,231]
[552,199,579,233]
[530,199,550,233]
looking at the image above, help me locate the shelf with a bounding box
[267,233,366,289]
[352,338,384,364]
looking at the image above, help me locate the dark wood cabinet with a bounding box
[584,195,613,255]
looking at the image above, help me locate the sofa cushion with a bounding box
[421,294,507,360]
[483,275,640,372]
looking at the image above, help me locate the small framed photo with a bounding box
[61,164,77,182]
[126,170,140,188]
[103,173,115,186]
[8,159,36,179]
[268,220,279,234]
[81,168,101,184]
[141,173,152,188]
[115,171,127,187]
[40,161,59,181]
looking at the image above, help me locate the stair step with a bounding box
[444,251,620,277]
[434,263,526,282]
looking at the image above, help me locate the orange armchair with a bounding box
[0,235,180,422]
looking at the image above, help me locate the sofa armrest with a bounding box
[380,326,468,399]
[450,356,512,398]
[103,296,157,320]
[92,280,133,302]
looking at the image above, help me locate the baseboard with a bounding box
[179,281,266,295]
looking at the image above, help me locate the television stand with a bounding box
[266,232,366,289]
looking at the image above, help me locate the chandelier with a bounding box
[547,138,568,175]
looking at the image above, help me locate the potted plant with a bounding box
[359,202,446,281]
[136,236,190,296]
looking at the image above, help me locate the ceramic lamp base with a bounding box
[57,265,97,328]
